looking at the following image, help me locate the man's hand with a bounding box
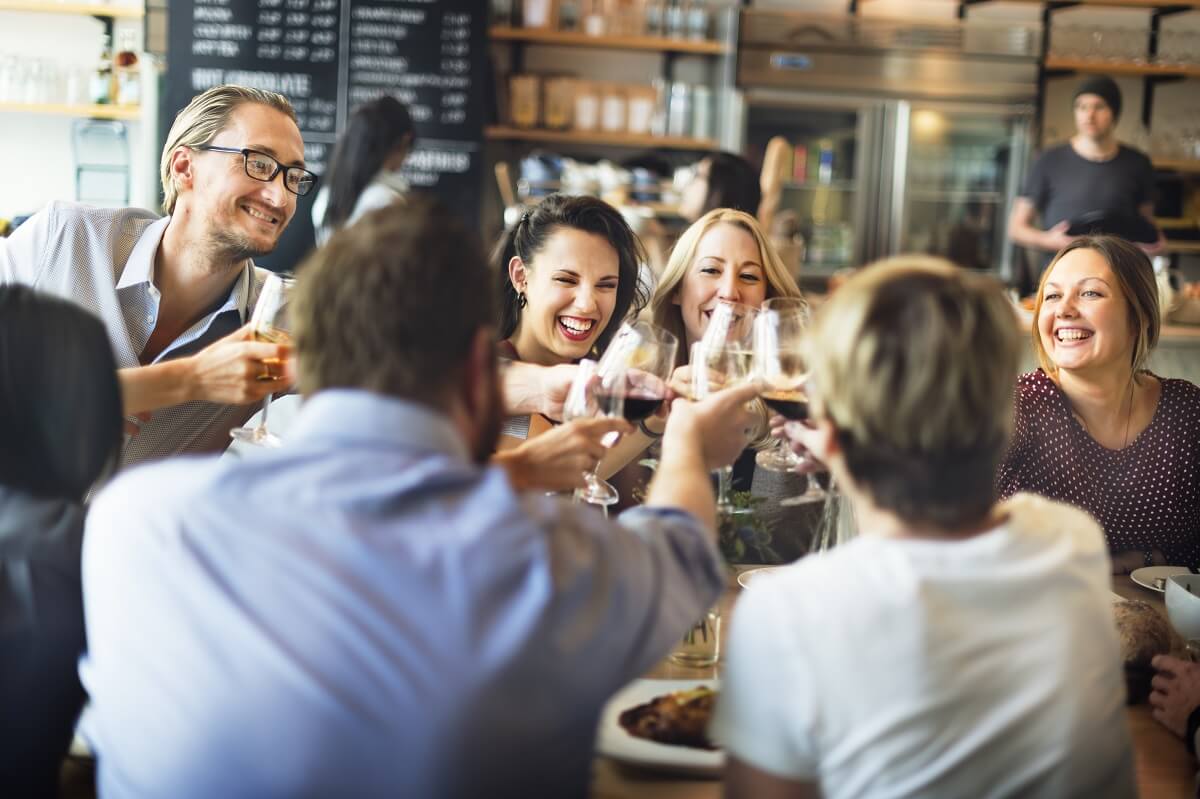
[495,417,631,492]
[664,382,760,471]
[1041,221,1076,253]
[535,363,578,421]
[1150,655,1200,739]
[185,323,295,406]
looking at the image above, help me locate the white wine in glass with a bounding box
[230,273,295,448]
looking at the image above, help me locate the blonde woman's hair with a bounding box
[650,208,802,367]
[1032,235,1160,381]
[159,85,297,215]
[808,256,1021,531]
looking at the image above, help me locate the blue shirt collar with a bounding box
[116,215,256,323]
[289,389,471,461]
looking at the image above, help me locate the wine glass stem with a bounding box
[716,465,733,510]
[255,394,274,437]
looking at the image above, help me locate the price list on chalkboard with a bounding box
[167,0,486,271]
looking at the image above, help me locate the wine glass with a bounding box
[562,360,623,508]
[690,339,754,511]
[753,297,824,504]
[565,321,679,508]
[229,273,294,448]
[699,299,759,351]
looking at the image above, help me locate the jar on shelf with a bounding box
[667,81,692,138]
[601,84,627,132]
[691,84,712,140]
[627,86,656,135]
[543,76,574,130]
[574,82,600,131]
[509,74,541,128]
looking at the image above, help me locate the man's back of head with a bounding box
[292,198,494,408]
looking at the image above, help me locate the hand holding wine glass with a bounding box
[229,273,295,448]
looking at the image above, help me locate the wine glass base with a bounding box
[230,426,281,448]
[574,481,619,506]
[755,448,803,472]
[780,489,826,507]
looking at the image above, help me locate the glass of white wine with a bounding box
[229,273,294,448]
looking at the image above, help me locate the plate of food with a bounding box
[596,678,724,777]
[1130,566,1192,593]
[737,566,784,589]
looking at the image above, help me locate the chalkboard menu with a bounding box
[166,0,486,272]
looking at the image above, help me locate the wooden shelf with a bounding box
[0,101,141,119]
[489,26,727,54]
[1043,57,1200,79]
[1155,159,1200,175]
[0,0,143,17]
[1166,241,1200,254]
[485,126,717,151]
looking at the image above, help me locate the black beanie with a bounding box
[1074,75,1122,119]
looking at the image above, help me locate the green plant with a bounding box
[718,490,779,564]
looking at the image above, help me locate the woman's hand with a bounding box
[1151,655,1200,739]
[769,415,825,474]
[494,417,632,492]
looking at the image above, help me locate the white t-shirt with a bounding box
[712,492,1135,799]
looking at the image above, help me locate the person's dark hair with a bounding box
[702,152,761,217]
[0,285,122,501]
[491,193,649,357]
[295,198,493,405]
[321,96,414,231]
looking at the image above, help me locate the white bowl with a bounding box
[1165,574,1200,640]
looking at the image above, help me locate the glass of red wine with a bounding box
[753,297,824,503]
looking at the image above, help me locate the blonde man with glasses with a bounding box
[713,258,1134,799]
[0,84,314,467]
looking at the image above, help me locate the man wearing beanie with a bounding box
[1008,75,1164,279]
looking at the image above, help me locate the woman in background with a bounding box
[997,235,1200,571]
[0,285,123,797]
[312,95,414,245]
[678,152,762,222]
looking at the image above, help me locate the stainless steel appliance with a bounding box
[735,9,1040,281]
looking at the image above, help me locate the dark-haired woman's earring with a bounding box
[517,291,528,309]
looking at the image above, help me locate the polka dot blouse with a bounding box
[997,369,1200,567]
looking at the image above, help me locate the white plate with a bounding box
[1130,566,1192,593]
[737,566,784,589]
[595,678,724,778]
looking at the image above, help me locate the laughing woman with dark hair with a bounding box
[0,285,123,797]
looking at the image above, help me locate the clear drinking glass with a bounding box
[670,604,722,667]
[229,273,294,448]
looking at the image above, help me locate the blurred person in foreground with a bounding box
[79,199,759,799]
[997,236,1200,571]
[0,285,123,797]
[715,257,1134,798]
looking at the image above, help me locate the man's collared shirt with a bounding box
[80,390,724,799]
[0,201,266,467]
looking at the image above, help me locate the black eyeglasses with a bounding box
[193,145,318,197]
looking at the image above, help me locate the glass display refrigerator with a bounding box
[735,9,1039,283]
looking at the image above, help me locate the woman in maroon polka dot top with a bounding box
[997,236,1200,571]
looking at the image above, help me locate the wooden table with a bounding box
[591,571,1197,798]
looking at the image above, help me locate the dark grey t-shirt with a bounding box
[1021,143,1155,231]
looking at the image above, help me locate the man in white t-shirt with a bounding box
[712,257,1134,799]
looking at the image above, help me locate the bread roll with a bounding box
[1112,598,1181,704]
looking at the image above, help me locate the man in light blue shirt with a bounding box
[81,199,756,798]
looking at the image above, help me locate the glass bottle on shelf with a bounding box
[114,29,140,107]
[90,34,113,105]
